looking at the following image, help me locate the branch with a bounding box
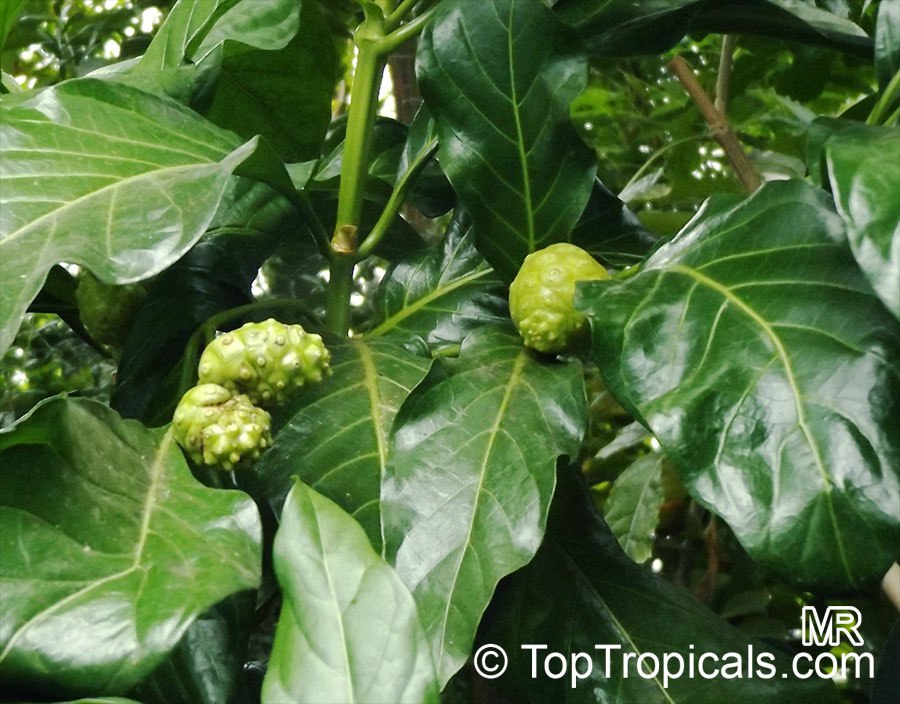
[714,35,736,115]
[669,55,761,194]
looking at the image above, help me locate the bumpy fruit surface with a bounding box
[197,319,331,406]
[509,243,609,353]
[172,383,272,471]
[75,272,147,347]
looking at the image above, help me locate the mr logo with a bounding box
[801,606,864,647]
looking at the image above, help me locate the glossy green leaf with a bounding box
[369,213,508,347]
[129,593,254,704]
[262,480,439,704]
[417,0,596,280]
[0,78,263,355]
[604,453,666,563]
[825,124,900,319]
[578,180,900,589]
[201,0,336,162]
[876,0,900,89]
[138,0,299,70]
[481,467,841,703]
[570,180,659,269]
[0,0,25,50]
[396,106,454,218]
[555,0,871,58]
[247,338,433,550]
[382,327,587,684]
[0,397,261,698]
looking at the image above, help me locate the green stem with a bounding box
[868,68,900,125]
[357,138,438,259]
[386,0,431,29]
[335,42,385,235]
[326,22,387,336]
[325,6,437,336]
[324,255,355,335]
[378,5,438,54]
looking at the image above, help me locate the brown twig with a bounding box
[669,54,762,194]
[695,516,720,602]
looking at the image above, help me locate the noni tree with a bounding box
[0,1,898,703]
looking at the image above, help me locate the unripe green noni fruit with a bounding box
[197,318,331,407]
[509,243,609,354]
[75,272,147,348]
[172,383,272,471]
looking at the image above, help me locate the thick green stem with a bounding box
[325,255,356,335]
[335,42,385,235]
[326,21,387,336]
[325,6,437,335]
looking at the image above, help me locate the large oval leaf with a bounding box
[578,180,900,589]
[382,327,587,684]
[481,467,841,703]
[247,338,433,550]
[417,0,596,280]
[825,124,900,319]
[263,480,438,704]
[369,213,508,347]
[0,397,261,698]
[0,78,261,354]
[200,0,336,162]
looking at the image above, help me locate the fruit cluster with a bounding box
[172,319,331,471]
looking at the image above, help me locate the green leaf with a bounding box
[128,593,254,704]
[825,124,900,318]
[382,326,587,684]
[262,480,439,704]
[369,213,508,347]
[0,0,25,50]
[481,466,841,704]
[0,397,261,697]
[247,338,433,551]
[397,106,454,219]
[555,0,872,58]
[578,180,900,589]
[138,0,300,71]
[876,0,900,89]
[0,78,263,355]
[201,0,336,162]
[570,180,659,269]
[604,453,666,563]
[417,0,596,281]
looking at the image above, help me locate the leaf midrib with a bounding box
[369,268,493,337]
[669,263,854,582]
[434,348,528,677]
[0,160,220,247]
[506,0,536,251]
[0,427,173,664]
